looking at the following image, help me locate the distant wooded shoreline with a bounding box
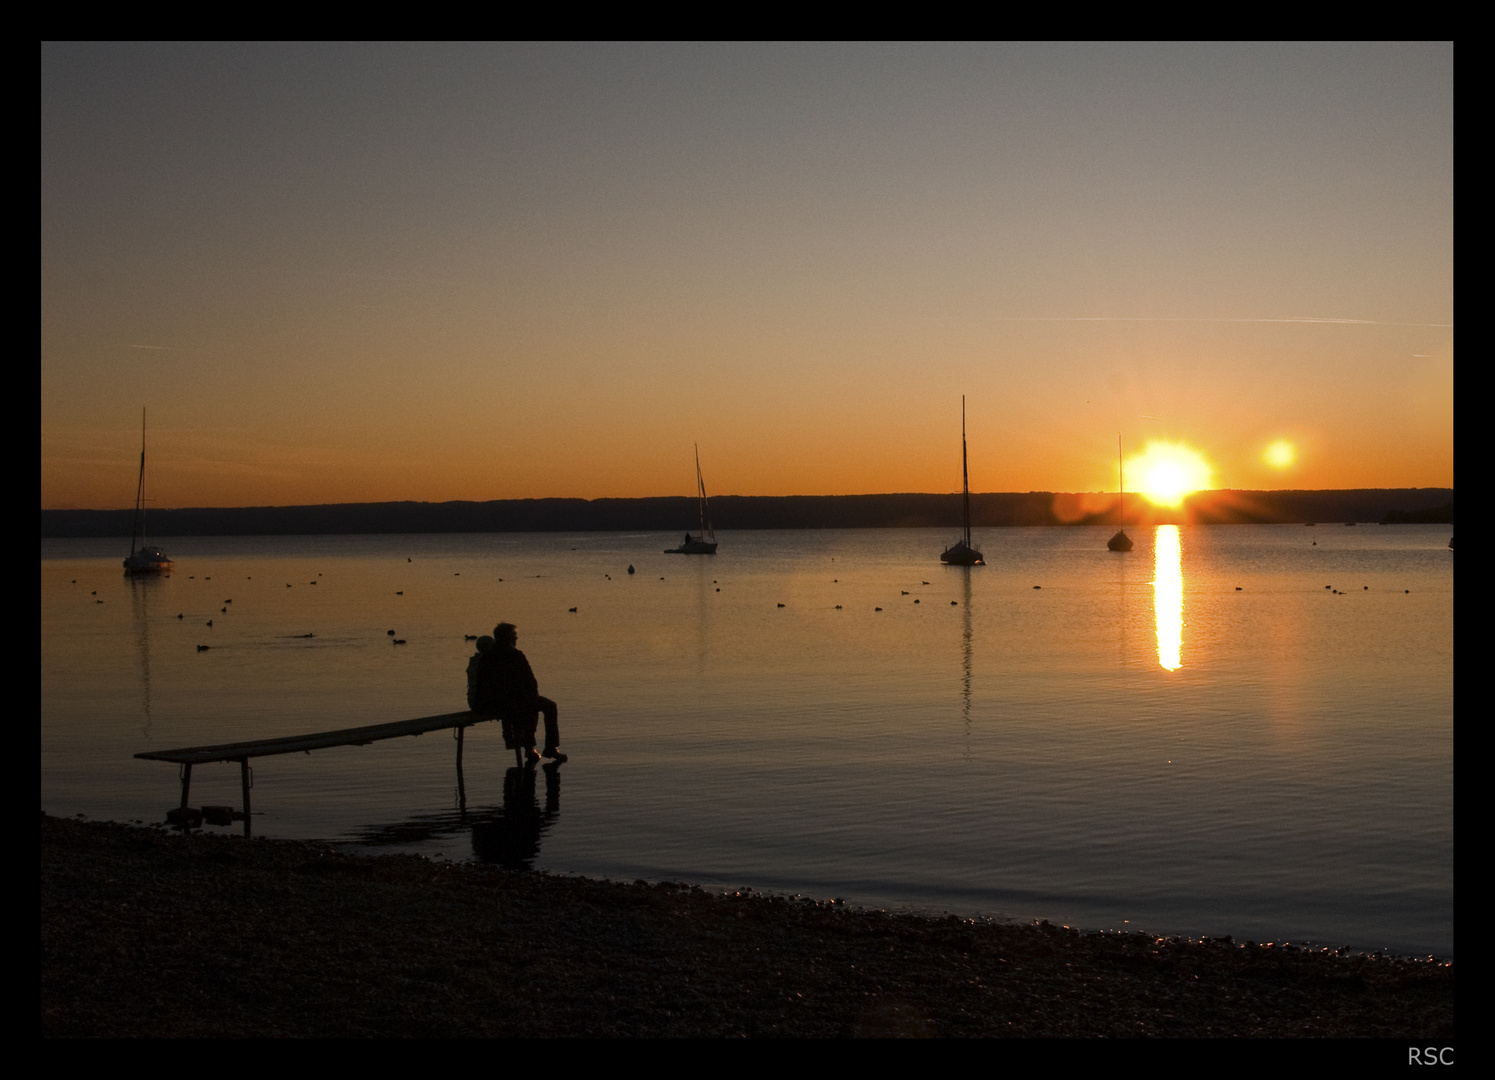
[41,489,1452,537]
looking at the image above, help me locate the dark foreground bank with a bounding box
[41,815,1452,1039]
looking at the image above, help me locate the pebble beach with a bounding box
[41,814,1452,1039]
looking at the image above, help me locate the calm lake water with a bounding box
[41,525,1453,956]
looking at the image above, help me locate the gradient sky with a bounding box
[41,42,1452,510]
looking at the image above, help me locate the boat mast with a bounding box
[695,444,713,540]
[961,396,971,547]
[1117,433,1124,529]
[131,408,147,555]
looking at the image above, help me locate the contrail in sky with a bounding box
[999,316,1452,327]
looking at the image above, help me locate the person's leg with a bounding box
[538,696,565,759]
[500,711,538,765]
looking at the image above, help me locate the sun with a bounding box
[1129,442,1213,507]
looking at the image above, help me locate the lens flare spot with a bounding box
[1130,442,1213,507]
[1264,439,1296,469]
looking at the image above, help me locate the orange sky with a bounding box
[41,43,1452,510]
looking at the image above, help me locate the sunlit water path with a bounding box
[41,525,1453,956]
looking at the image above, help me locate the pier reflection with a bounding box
[1154,525,1183,670]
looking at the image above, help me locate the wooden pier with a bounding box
[136,711,503,835]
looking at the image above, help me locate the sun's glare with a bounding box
[1263,439,1296,469]
[1130,442,1213,507]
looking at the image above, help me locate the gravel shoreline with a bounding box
[41,814,1452,1038]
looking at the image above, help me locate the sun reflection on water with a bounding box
[1154,525,1182,670]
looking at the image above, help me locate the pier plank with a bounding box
[135,711,486,765]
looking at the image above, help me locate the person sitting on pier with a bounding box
[474,622,567,765]
[468,634,522,752]
[466,635,495,711]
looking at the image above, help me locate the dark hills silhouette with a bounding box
[41,489,1452,537]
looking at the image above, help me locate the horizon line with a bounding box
[41,485,1454,515]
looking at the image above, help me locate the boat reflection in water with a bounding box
[1154,525,1183,671]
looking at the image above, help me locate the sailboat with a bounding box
[1107,434,1134,552]
[940,397,983,565]
[664,445,718,554]
[123,410,174,574]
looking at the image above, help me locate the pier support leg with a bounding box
[239,758,252,837]
[177,756,194,831]
[455,726,467,812]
